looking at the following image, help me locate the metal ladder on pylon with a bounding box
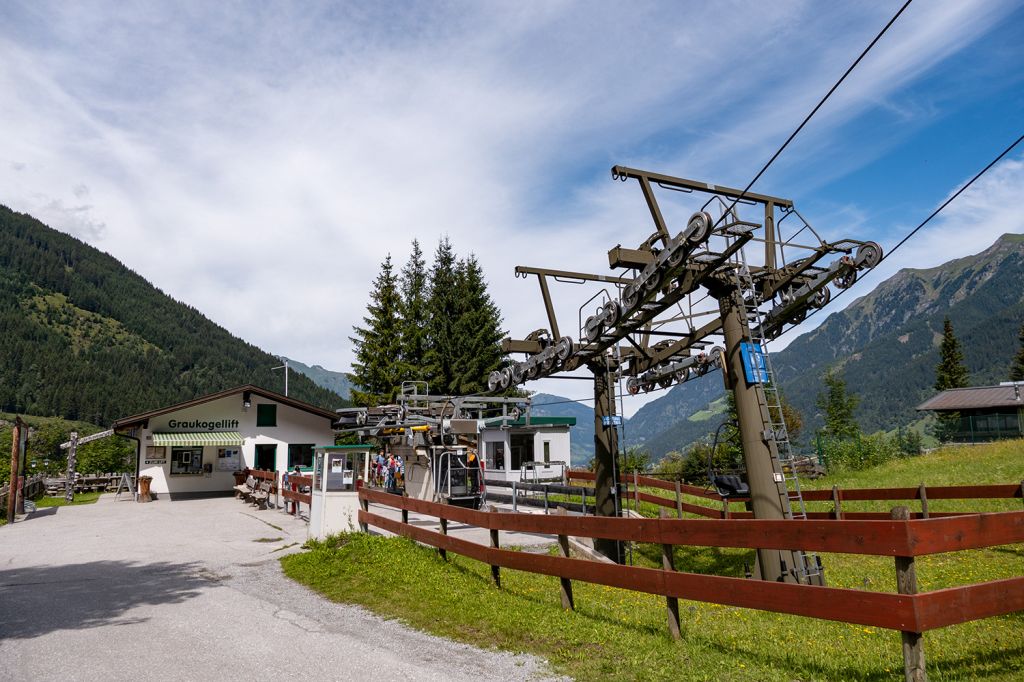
[728,234,823,584]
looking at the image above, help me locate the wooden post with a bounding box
[65,431,78,504]
[891,506,927,682]
[832,485,842,520]
[660,509,681,640]
[439,517,448,561]
[401,505,409,525]
[358,495,369,533]
[555,507,574,610]
[274,471,281,510]
[721,497,729,519]
[6,418,22,524]
[633,471,640,512]
[488,504,501,588]
[918,483,929,519]
[675,480,683,518]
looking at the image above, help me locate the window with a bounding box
[543,441,551,464]
[256,404,277,427]
[170,447,204,476]
[486,441,505,470]
[288,444,315,470]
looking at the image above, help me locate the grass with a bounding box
[282,441,1024,681]
[35,491,103,508]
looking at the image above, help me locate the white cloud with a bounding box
[0,0,1019,415]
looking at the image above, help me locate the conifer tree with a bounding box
[423,238,460,394]
[450,255,507,394]
[349,255,403,406]
[934,316,969,442]
[398,240,429,385]
[1010,322,1024,381]
[816,368,860,440]
[935,317,969,391]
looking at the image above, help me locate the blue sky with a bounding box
[1,1,1022,413]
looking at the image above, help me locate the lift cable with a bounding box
[772,131,1024,342]
[709,0,913,230]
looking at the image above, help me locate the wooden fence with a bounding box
[567,469,1024,520]
[0,474,45,511]
[358,486,1024,681]
[242,468,312,516]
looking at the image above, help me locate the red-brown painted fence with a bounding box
[357,486,1024,680]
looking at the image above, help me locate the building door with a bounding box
[254,444,277,471]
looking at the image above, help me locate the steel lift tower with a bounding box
[492,166,882,583]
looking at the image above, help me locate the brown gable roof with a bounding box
[112,385,337,428]
[916,384,1024,412]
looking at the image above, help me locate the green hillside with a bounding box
[0,205,347,424]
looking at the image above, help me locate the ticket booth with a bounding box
[309,444,374,540]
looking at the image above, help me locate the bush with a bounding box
[655,441,741,485]
[817,433,904,472]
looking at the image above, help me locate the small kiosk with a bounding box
[309,444,374,540]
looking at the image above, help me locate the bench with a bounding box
[250,480,273,510]
[234,475,256,500]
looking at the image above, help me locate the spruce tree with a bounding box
[815,368,860,440]
[398,240,429,385]
[1011,322,1024,381]
[934,316,969,442]
[349,255,403,406]
[423,238,460,394]
[450,255,507,394]
[935,317,969,391]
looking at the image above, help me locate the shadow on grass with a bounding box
[0,560,207,640]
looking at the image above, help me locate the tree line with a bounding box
[0,205,346,425]
[349,238,507,406]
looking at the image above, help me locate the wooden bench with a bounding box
[250,480,273,510]
[234,475,257,500]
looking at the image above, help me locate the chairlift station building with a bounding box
[112,385,336,498]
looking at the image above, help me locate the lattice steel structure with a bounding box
[495,165,882,581]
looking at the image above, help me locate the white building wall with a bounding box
[480,425,571,482]
[137,393,334,495]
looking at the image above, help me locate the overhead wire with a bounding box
[771,131,1024,342]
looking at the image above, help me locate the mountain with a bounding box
[627,232,1024,459]
[0,204,348,424]
[529,393,601,466]
[285,357,353,399]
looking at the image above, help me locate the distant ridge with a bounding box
[620,232,1024,459]
[0,204,348,424]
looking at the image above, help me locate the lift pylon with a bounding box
[496,165,882,579]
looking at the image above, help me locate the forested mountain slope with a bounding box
[0,205,346,424]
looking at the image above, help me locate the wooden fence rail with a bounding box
[358,487,1024,681]
[566,470,1024,520]
[0,474,45,511]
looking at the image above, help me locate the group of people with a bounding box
[371,452,405,492]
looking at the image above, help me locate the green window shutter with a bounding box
[256,404,277,427]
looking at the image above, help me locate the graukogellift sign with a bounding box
[166,419,240,431]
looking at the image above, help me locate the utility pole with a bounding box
[272,358,290,396]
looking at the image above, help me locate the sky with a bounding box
[1,1,1022,415]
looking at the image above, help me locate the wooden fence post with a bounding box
[65,431,78,504]
[488,504,501,588]
[832,485,842,520]
[358,495,369,533]
[439,517,448,561]
[674,480,683,519]
[556,507,574,610]
[891,506,926,682]
[401,504,409,526]
[660,509,681,640]
[6,418,22,524]
[633,471,640,512]
[918,483,929,519]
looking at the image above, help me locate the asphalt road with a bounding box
[0,495,559,681]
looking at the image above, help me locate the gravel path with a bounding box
[0,495,561,681]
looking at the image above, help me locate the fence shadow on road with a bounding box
[0,560,208,640]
